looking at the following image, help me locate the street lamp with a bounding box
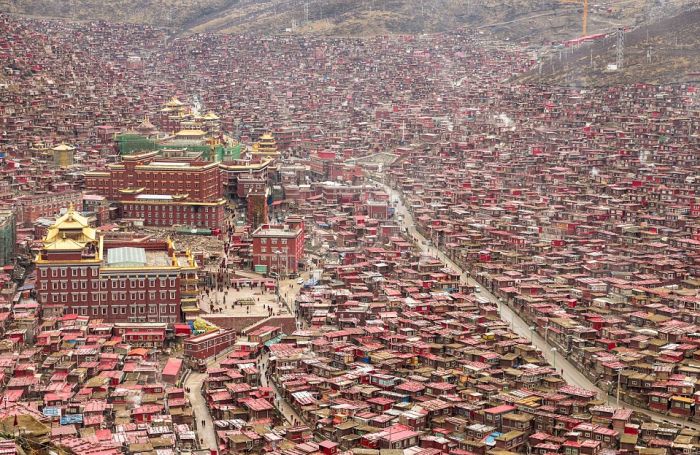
[274,250,282,307]
[551,347,557,371]
[615,367,622,406]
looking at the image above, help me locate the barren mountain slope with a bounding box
[2,0,691,41]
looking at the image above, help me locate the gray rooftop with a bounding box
[107,247,147,267]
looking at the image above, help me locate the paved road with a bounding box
[185,370,218,450]
[259,350,304,425]
[375,179,700,430]
[184,270,309,450]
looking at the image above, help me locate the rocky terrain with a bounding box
[1,0,692,42]
[517,7,700,86]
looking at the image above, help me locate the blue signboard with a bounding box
[60,414,83,425]
[43,407,61,417]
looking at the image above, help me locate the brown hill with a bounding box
[516,7,700,87]
[0,0,683,42]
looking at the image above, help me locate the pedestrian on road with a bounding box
[202,419,206,427]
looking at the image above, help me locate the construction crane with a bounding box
[560,0,589,36]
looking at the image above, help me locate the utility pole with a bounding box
[616,27,624,70]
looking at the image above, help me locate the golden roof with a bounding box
[165,97,184,108]
[203,112,220,120]
[252,133,279,155]
[175,129,207,137]
[52,143,75,151]
[137,116,155,130]
[43,237,86,251]
[44,204,97,246]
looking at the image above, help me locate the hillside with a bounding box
[517,7,700,87]
[1,0,686,41]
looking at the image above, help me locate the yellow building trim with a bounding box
[219,159,272,171]
[118,199,226,207]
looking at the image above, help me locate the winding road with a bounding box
[374,178,700,431]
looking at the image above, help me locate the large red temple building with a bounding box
[35,205,199,323]
[84,151,225,229]
[251,217,305,276]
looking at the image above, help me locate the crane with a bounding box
[560,0,589,36]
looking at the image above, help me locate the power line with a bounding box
[616,27,624,70]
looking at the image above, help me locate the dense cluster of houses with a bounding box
[0,6,699,455]
[0,313,206,455]
[379,81,700,422]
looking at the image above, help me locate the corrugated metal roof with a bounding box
[107,247,147,266]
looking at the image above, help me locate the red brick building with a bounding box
[35,206,199,324]
[14,191,83,227]
[184,329,237,361]
[84,151,225,229]
[251,217,305,276]
[219,158,272,199]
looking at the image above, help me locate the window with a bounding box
[40,268,47,278]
